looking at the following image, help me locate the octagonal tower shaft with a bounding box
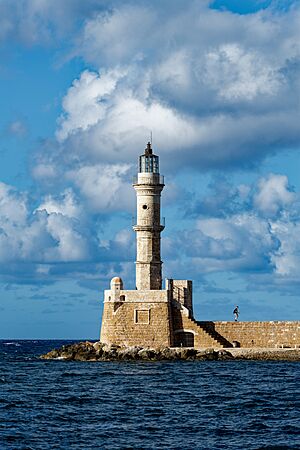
[133,143,165,290]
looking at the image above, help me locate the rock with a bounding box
[205,348,218,360]
[40,349,60,359]
[101,343,121,360]
[195,348,218,360]
[93,341,105,351]
[60,351,74,360]
[103,343,121,352]
[137,348,157,360]
[217,349,234,360]
[68,342,95,361]
[160,347,177,360]
[40,342,300,362]
[195,350,209,360]
[175,348,198,360]
[117,346,142,360]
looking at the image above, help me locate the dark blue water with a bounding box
[0,340,299,450]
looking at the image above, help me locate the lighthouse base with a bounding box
[100,289,173,348]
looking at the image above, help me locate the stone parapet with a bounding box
[104,289,169,303]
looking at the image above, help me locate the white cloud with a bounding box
[32,163,57,180]
[55,67,200,167]
[270,220,300,277]
[45,213,89,262]
[174,173,300,282]
[2,0,300,298]
[254,174,295,217]
[0,182,89,263]
[47,2,300,173]
[37,189,81,219]
[0,179,136,272]
[56,69,125,141]
[77,4,157,66]
[188,213,277,272]
[0,182,28,227]
[203,43,283,101]
[0,0,110,45]
[67,163,133,212]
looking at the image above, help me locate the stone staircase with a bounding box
[172,300,232,348]
[191,318,233,348]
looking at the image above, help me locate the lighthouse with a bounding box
[133,142,165,290]
[100,142,195,349]
[98,142,297,350]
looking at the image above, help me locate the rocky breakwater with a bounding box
[40,341,233,361]
[40,342,300,362]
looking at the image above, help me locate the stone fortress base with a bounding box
[100,143,300,350]
[100,277,300,349]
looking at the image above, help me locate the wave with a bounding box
[3,342,21,346]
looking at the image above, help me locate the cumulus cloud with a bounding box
[37,189,82,219]
[2,0,300,300]
[0,180,136,285]
[2,1,300,173]
[189,173,296,220]
[55,67,200,168]
[253,174,295,217]
[32,163,57,181]
[180,214,278,273]
[203,43,283,101]
[0,183,89,264]
[270,220,300,277]
[66,164,133,213]
[0,182,27,225]
[193,214,279,272]
[0,0,111,45]
[0,182,89,264]
[56,69,125,141]
[168,173,300,296]
[0,183,46,263]
[45,2,300,173]
[43,213,89,262]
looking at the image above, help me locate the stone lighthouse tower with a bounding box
[100,142,196,349]
[133,142,164,290]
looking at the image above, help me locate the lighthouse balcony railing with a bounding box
[132,175,164,185]
[132,216,165,228]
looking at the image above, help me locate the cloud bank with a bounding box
[49,1,300,173]
[1,0,300,304]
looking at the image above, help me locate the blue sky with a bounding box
[1,0,300,339]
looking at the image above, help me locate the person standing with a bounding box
[233,306,239,321]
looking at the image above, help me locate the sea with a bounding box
[0,340,299,450]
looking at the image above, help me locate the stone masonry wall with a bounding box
[101,290,300,349]
[172,307,222,348]
[208,321,300,348]
[171,280,193,312]
[172,307,300,348]
[100,300,173,348]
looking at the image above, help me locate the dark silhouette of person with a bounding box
[233,306,239,321]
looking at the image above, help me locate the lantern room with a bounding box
[139,142,159,173]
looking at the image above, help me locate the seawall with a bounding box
[198,321,300,348]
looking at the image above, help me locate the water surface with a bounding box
[0,340,299,449]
